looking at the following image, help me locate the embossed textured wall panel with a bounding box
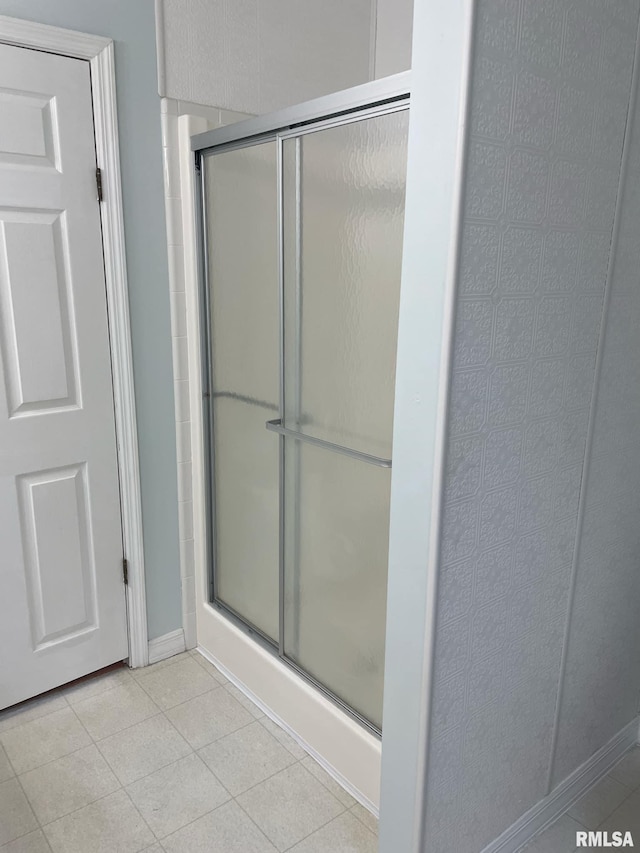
[552,49,640,786]
[162,0,372,114]
[424,1,640,850]
[374,0,413,77]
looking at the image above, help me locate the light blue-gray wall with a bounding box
[0,0,182,640]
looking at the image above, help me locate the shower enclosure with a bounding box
[193,75,409,734]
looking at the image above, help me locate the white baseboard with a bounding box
[482,717,640,853]
[147,628,186,664]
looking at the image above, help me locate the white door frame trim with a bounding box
[0,15,149,668]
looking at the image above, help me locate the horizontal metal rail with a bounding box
[265,418,392,468]
[191,70,411,153]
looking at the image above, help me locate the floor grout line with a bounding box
[92,709,166,746]
[0,696,72,740]
[299,753,358,808]
[132,666,222,715]
[92,713,195,788]
[257,717,309,761]
[234,761,350,851]
[7,696,148,839]
[593,781,640,831]
[349,802,379,835]
[38,786,127,832]
[120,784,159,845]
[2,714,120,848]
[0,693,71,736]
[279,810,350,852]
[133,757,235,844]
[62,680,136,710]
[9,738,97,780]
[232,794,285,850]
[68,687,165,741]
[2,653,378,852]
[8,768,43,845]
[3,648,631,853]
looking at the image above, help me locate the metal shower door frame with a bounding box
[193,72,411,736]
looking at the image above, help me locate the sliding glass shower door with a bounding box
[204,141,280,642]
[200,100,409,732]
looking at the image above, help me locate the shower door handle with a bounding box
[265,419,392,468]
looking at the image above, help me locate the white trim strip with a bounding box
[91,42,149,668]
[0,15,110,57]
[482,717,639,853]
[412,2,478,847]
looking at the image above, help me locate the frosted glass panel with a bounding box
[282,109,408,728]
[204,142,279,641]
[213,400,279,637]
[283,109,409,458]
[284,442,391,729]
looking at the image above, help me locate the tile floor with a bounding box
[0,651,377,853]
[521,746,640,853]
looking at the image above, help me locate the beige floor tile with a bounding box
[134,657,217,710]
[63,668,133,707]
[73,681,157,741]
[259,717,307,760]
[289,811,378,852]
[97,713,191,785]
[19,744,119,825]
[0,744,14,782]
[224,684,265,719]
[610,746,640,791]
[350,803,378,835]
[199,720,296,795]
[599,786,640,835]
[162,800,277,853]
[237,763,345,851]
[0,693,68,735]
[166,687,254,749]
[0,829,52,852]
[189,651,229,685]
[0,779,38,846]
[0,708,91,775]
[522,815,586,853]
[126,753,230,838]
[43,790,153,853]
[300,756,357,808]
[568,775,631,829]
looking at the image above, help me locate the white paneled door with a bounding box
[0,43,128,708]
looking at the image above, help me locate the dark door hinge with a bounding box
[122,557,129,585]
[96,167,103,202]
